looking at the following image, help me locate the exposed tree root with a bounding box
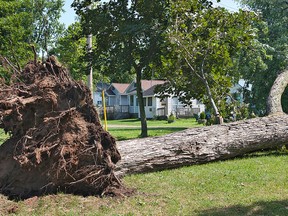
[0,57,126,199]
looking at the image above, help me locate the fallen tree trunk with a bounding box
[116,69,288,176]
[116,114,288,176]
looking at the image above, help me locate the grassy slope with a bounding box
[1,152,288,215]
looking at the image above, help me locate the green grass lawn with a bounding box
[106,117,200,128]
[1,151,288,215]
[108,127,188,140]
[105,118,201,140]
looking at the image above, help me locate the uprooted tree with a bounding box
[0,56,287,199]
[0,57,125,199]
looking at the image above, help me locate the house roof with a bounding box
[105,89,116,96]
[96,83,110,91]
[126,80,165,93]
[142,80,165,96]
[141,80,165,91]
[96,80,165,96]
[111,83,130,94]
[143,85,158,96]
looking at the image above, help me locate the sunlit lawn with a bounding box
[105,118,201,140]
[108,127,188,140]
[106,117,200,128]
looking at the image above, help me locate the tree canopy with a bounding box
[50,22,87,81]
[236,0,288,114]
[0,0,34,77]
[72,0,171,136]
[0,0,64,82]
[158,1,258,119]
[31,0,65,59]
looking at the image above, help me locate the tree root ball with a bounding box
[0,57,125,199]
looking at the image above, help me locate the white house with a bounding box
[94,80,205,119]
[93,83,110,106]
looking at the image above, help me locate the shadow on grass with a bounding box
[113,119,140,123]
[198,199,288,216]
[239,149,288,159]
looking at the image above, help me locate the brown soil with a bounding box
[0,57,125,199]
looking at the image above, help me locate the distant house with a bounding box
[94,80,205,119]
[105,83,130,106]
[125,80,167,118]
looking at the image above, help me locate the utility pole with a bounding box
[87,33,93,94]
[87,4,93,98]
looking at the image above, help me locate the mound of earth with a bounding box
[0,57,124,199]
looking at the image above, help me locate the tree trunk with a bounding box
[115,114,288,176]
[115,69,288,176]
[86,33,93,95]
[203,77,219,116]
[135,66,148,137]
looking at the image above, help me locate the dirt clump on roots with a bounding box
[0,56,126,199]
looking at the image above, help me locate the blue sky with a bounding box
[59,0,76,27]
[60,0,241,28]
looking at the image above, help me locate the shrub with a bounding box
[167,113,176,123]
[200,112,206,120]
[193,113,199,121]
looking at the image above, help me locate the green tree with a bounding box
[31,0,65,60]
[236,0,288,114]
[0,0,34,77]
[159,1,258,121]
[52,21,135,88]
[0,0,65,80]
[73,0,170,137]
[50,22,87,81]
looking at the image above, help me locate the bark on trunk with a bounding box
[116,114,288,176]
[115,69,288,176]
[202,71,223,124]
[267,69,288,115]
[135,66,148,137]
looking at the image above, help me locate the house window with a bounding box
[143,98,146,106]
[136,97,138,106]
[97,101,102,106]
[130,95,134,106]
[148,97,152,106]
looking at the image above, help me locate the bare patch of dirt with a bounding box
[0,56,126,199]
